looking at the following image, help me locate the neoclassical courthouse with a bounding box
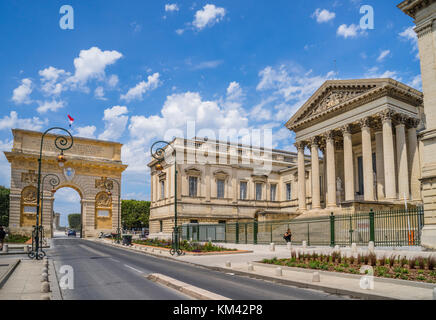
[149,0,436,249]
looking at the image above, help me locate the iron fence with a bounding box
[181,207,425,247]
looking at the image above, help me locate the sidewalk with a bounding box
[95,239,436,300]
[0,259,45,300]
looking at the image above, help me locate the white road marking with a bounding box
[124,264,144,274]
[78,244,109,257]
[111,258,120,263]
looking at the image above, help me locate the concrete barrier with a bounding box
[275,267,282,277]
[2,244,8,253]
[225,261,231,268]
[313,272,320,283]
[41,281,50,293]
[270,243,276,252]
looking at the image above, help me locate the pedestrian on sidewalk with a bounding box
[283,229,292,243]
[0,227,6,250]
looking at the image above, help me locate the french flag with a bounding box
[67,115,74,128]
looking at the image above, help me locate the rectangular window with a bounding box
[286,183,292,201]
[159,220,163,232]
[190,220,199,224]
[240,181,247,200]
[189,176,198,197]
[23,206,37,214]
[358,156,364,195]
[270,184,277,201]
[256,183,263,201]
[97,210,110,217]
[217,180,225,199]
[160,180,165,199]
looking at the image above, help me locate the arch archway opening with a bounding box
[53,187,83,238]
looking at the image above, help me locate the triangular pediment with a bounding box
[285,78,422,131]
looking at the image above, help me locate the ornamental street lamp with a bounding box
[150,141,182,256]
[29,127,73,260]
[104,178,122,244]
[36,173,61,254]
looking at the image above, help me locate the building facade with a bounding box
[148,138,317,238]
[399,0,436,249]
[286,79,424,215]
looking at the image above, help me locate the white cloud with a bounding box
[12,79,33,104]
[377,50,391,62]
[107,74,119,88]
[94,86,106,100]
[399,26,419,59]
[408,75,422,91]
[256,64,335,121]
[123,91,248,172]
[365,66,401,81]
[165,4,179,12]
[98,106,129,141]
[0,139,13,186]
[36,100,65,114]
[312,9,336,23]
[67,47,123,86]
[120,73,161,102]
[0,111,47,131]
[176,29,185,35]
[337,24,361,38]
[39,67,69,96]
[191,60,223,70]
[75,126,97,139]
[226,81,243,101]
[193,4,226,30]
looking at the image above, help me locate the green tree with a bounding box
[0,186,10,227]
[121,200,150,229]
[68,214,81,230]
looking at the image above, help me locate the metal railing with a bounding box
[181,207,425,247]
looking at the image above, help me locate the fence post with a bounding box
[245,223,248,244]
[307,223,310,246]
[235,222,239,244]
[330,212,335,247]
[254,222,258,245]
[197,225,200,242]
[270,223,273,243]
[369,209,375,243]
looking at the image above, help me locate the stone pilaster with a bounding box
[296,142,307,211]
[342,125,355,202]
[309,137,321,209]
[396,116,410,200]
[360,118,375,201]
[399,0,436,249]
[407,119,422,201]
[325,132,337,208]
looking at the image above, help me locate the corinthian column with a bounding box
[381,110,397,200]
[360,118,375,201]
[342,125,355,202]
[325,131,337,208]
[407,118,421,201]
[296,142,307,211]
[375,131,385,200]
[396,116,410,200]
[310,137,321,209]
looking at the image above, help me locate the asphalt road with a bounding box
[48,237,351,300]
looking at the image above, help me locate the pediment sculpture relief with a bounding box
[21,170,38,184]
[305,90,367,119]
[96,192,112,207]
[22,186,37,203]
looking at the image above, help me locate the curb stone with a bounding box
[0,259,20,289]
[48,258,63,300]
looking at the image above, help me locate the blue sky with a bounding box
[0,1,420,225]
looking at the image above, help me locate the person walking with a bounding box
[0,227,6,251]
[283,229,292,243]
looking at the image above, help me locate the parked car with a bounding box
[67,230,76,237]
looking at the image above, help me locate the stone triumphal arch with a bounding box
[4,129,127,238]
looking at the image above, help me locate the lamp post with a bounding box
[104,178,121,244]
[150,141,182,256]
[37,174,60,254]
[29,127,73,260]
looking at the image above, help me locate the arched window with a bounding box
[95,191,112,230]
[21,186,38,227]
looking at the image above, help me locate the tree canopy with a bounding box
[68,214,81,230]
[121,200,150,229]
[0,186,10,227]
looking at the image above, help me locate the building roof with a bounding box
[285,78,423,132]
[398,0,436,18]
